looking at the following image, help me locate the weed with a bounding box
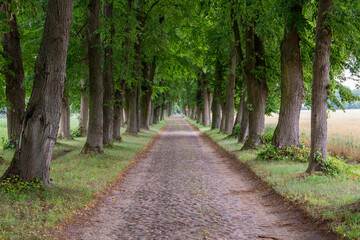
[1,137,17,150]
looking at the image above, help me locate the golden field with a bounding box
[265,109,360,162]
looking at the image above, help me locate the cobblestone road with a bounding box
[66,116,334,240]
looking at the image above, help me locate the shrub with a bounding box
[257,143,310,163]
[1,137,17,149]
[71,127,82,138]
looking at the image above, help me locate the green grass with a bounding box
[0,119,167,240]
[186,117,360,239]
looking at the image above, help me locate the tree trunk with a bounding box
[102,2,115,145]
[223,43,237,133]
[1,1,26,144]
[232,93,244,134]
[307,0,334,173]
[242,28,269,150]
[208,91,213,122]
[238,98,249,143]
[191,106,197,119]
[211,88,222,129]
[1,0,74,185]
[126,41,141,134]
[59,90,72,139]
[125,88,138,134]
[79,79,89,135]
[113,79,125,141]
[140,58,156,130]
[202,72,210,126]
[272,5,305,148]
[83,0,103,153]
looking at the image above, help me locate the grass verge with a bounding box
[0,119,167,240]
[186,117,360,240]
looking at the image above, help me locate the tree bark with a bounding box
[83,0,104,153]
[202,72,210,126]
[102,1,115,145]
[242,28,268,150]
[79,79,89,135]
[1,1,25,144]
[211,87,222,129]
[272,5,305,148]
[1,0,74,185]
[59,88,72,139]
[238,98,249,143]
[113,79,125,141]
[232,93,244,134]
[307,0,334,173]
[223,43,237,133]
[149,100,154,125]
[126,41,141,134]
[140,58,156,129]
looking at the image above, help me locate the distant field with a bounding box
[266,109,360,162]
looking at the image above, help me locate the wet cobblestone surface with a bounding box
[66,116,333,240]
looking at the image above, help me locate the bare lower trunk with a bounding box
[202,72,210,126]
[232,93,244,134]
[1,0,74,185]
[102,2,115,145]
[79,79,88,135]
[59,92,72,139]
[126,88,138,134]
[191,106,197,119]
[1,1,25,144]
[220,101,226,131]
[149,100,154,126]
[272,6,305,148]
[238,98,249,143]
[140,58,156,130]
[242,29,268,150]
[223,44,237,133]
[307,0,333,173]
[211,88,222,129]
[83,0,103,153]
[113,80,125,141]
[153,106,160,124]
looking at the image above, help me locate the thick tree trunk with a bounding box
[113,79,125,141]
[238,98,249,143]
[153,106,160,124]
[125,88,138,134]
[79,79,89,135]
[59,91,72,139]
[83,0,103,153]
[1,1,25,144]
[272,6,305,148]
[202,72,210,126]
[126,41,141,134]
[232,93,244,134]
[140,58,156,130]
[191,106,197,119]
[242,29,268,150]
[211,88,222,129]
[1,0,74,185]
[220,101,226,131]
[307,0,334,173]
[102,2,115,145]
[149,100,154,125]
[223,43,237,133]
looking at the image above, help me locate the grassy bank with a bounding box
[187,117,360,239]
[0,119,167,240]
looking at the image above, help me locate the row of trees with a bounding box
[0,0,186,185]
[183,0,360,173]
[1,0,360,184]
